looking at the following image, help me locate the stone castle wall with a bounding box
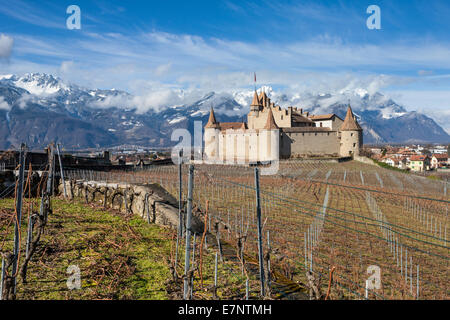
[280,131,340,158]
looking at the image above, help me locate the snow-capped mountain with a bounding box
[0,73,448,149]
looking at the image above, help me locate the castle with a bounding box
[204,90,362,162]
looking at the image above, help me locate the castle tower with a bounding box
[250,90,261,113]
[248,90,263,129]
[204,107,220,161]
[260,91,269,108]
[261,107,280,161]
[339,105,362,157]
[264,106,279,130]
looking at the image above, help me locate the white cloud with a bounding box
[0,97,11,110]
[4,29,450,123]
[93,87,205,114]
[5,29,450,97]
[423,108,450,134]
[59,60,75,74]
[0,0,64,29]
[0,34,14,59]
[154,63,172,77]
[388,90,450,134]
[418,70,433,76]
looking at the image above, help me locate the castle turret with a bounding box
[250,90,261,113]
[248,90,263,129]
[264,107,279,130]
[339,105,363,157]
[204,107,220,161]
[261,107,280,162]
[259,91,268,109]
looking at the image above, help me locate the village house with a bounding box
[382,157,397,167]
[408,155,431,172]
[382,156,408,169]
[431,153,448,169]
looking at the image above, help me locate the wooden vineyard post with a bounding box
[254,167,265,298]
[175,149,183,268]
[0,258,5,300]
[214,252,218,299]
[11,143,26,296]
[246,277,249,300]
[56,143,67,199]
[183,165,194,300]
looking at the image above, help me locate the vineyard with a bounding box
[64,159,449,300]
[1,146,449,300]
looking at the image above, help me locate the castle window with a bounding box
[353,143,356,147]
[315,133,317,136]
[302,133,304,136]
[351,133,354,136]
[320,123,322,127]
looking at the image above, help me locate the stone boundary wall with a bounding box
[354,155,376,166]
[58,180,204,234]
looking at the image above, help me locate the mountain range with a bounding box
[0,73,448,150]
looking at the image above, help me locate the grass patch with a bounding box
[0,197,262,300]
[0,197,174,299]
[426,175,442,181]
[372,159,410,173]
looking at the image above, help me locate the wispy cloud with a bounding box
[3,28,450,102]
[0,33,13,59]
[0,0,65,29]
[0,96,10,110]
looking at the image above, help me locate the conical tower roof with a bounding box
[259,91,268,108]
[205,107,219,128]
[340,105,362,131]
[250,90,261,106]
[264,107,278,130]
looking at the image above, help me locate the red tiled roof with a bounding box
[291,113,313,123]
[283,127,332,133]
[410,155,429,161]
[205,107,219,128]
[432,154,448,160]
[264,108,279,130]
[340,105,362,131]
[250,90,261,107]
[219,122,246,131]
[309,114,342,121]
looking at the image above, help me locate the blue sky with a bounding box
[0,0,450,128]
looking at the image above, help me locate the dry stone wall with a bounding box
[58,180,204,234]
